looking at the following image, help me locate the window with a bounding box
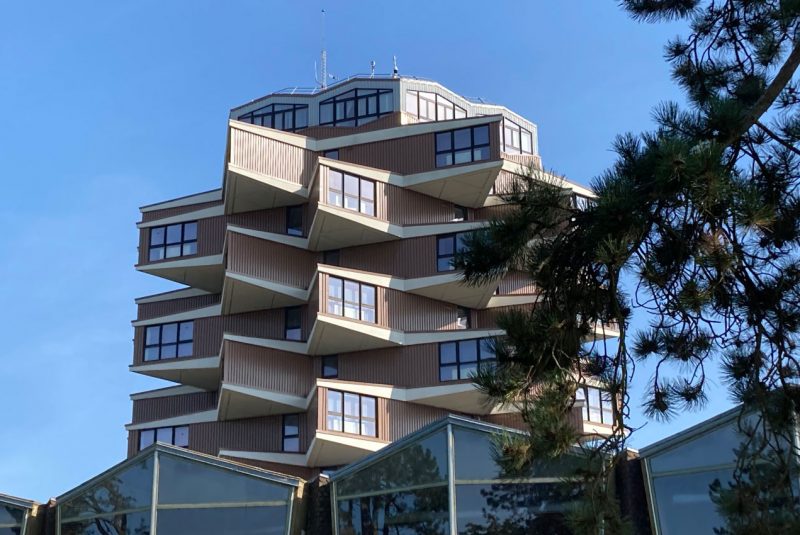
[149,221,197,261]
[323,249,340,266]
[324,149,339,160]
[144,321,193,361]
[437,232,471,271]
[319,88,393,127]
[439,338,496,381]
[139,426,189,450]
[322,355,338,378]
[237,103,309,132]
[326,276,376,323]
[435,125,491,167]
[327,169,375,216]
[286,205,303,236]
[572,193,596,210]
[502,118,534,155]
[406,90,467,122]
[285,307,302,340]
[575,386,614,425]
[456,307,471,330]
[453,204,467,222]
[326,390,377,437]
[282,414,300,452]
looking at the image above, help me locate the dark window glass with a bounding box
[156,506,288,535]
[137,426,188,451]
[322,355,338,378]
[237,103,309,133]
[286,205,303,236]
[144,321,193,361]
[326,276,376,324]
[435,125,491,168]
[60,458,153,519]
[283,414,300,452]
[319,88,393,126]
[456,307,471,329]
[324,149,339,160]
[285,307,302,340]
[453,205,467,221]
[439,338,497,381]
[437,232,471,272]
[323,249,340,266]
[326,389,376,437]
[149,221,198,262]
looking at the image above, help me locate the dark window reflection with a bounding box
[156,506,287,535]
[337,486,449,535]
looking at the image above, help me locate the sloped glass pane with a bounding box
[157,506,288,535]
[156,454,290,504]
[337,487,449,535]
[60,457,153,520]
[0,504,25,525]
[61,511,151,535]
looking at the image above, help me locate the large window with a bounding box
[284,307,302,340]
[439,338,496,381]
[282,415,300,452]
[144,321,193,361]
[326,276,376,323]
[149,221,197,261]
[319,88,393,126]
[435,125,490,168]
[437,232,471,272]
[326,390,377,436]
[237,103,309,132]
[327,169,375,216]
[139,426,189,450]
[502,118,534,155]
[575,386,614,424]
[406,90,467,122]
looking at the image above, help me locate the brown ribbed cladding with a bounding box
[138,216,225,265]
[336,345,441,387]
[299,113,404,140]
[132,391,219,424]
[339,236,438,278]
[385,290,464,331]
[473,305,533,329]
[337,121,500,175]
[386,400,455,441]
[137,293,221,321]
[503,152,543,169]
[227,232,317,289]
[222,457,316,481]
[492,169,524,196]
[228,205,315,237]
[223,341,314,396]
[190,415,284,454]
[474,203,517,221]
[483,412,528,432]
[229,126,317,187]
[498,271,537,295]
[385,184,462,225]
[140,200,223,223]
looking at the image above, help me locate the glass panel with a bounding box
[360,285,375,307]
[324,149,339,160]
[438,257,454,271]
[178,322,193,342]
[327,277,343,300]
[473,146,490,161]
[61,511,151,535]
[284,415,299,436]
[285,328,301,341]
[0,505,25,526]
[344,194,359,211]
[156,506,288,535]
[405,91,418,115]
[649,420,745,474]
[455,107,467,119]
[436,132,452,152]
[360,200,374,216]
[459,340,478,362]
[344,281,359,305]
[460,362,477,378]
[328,170,343,191]
[651,468,734,535]
[183,222,197,241]
[181,242,197,256]
[601,391,614,424]
[361,397,376,419]
[173,426,189,447]
[327,414,343,432]
[295,107,308,129]
[360,179,374,200]
[454,149,472,164]
[148,247,165,261]
[320,102,333,124]
[156,427,173,443]
[60,457,153,520]
[343,100,355,119]
[455,483,581,534]
[361,420,376,437]
[587,388,601,422]
[440,342,457,364]
[161,324,177,344]
[165,244,182,258]
[440,365,459,381]
[456,232,470,252]
[139,429,155,450]
[357,96,368,116]
[379,91,393,113]
[145,326,160,345]
[144,347,160,361]
[473,125,490,146]
[160,344,177,359]
[480,338,496,360]
[165,224,182,244]
[322,356,338,378]
[344,174,359,196]
[521,130,533,153]
[360,306,375,323]
[453,128,471,150]
[273,113,283,131]
[337,430,448,496]
[337,487,449,534]
[328,391,343,414]
[436,153,453,167]
[438,236,454,256]
[283,437,300,452]
[157,454,290,504]
[150,227,165,246]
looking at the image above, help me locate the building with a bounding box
[125,73,619,483]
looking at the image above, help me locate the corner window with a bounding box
[148,221,197,261]
[406,90,466,122]
[144,321,193,361]
[139,425,189,450]
[286,205,303,236]
[326,276,376,323]
[576,386,614,425]
[285,307,302,340]
[437,232,471,271]
[237,103,309,132]
[456,307,471,330]
[319,88,393,127]
[439,338,496,381]
[327,169,375,216]
[322,355,339,378]
[282,414,300,452]
[326,390,377,437]
[435,125,490,167]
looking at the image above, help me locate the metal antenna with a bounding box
[370,60,376,78]
[392,55,399,78]
[320,9,327,89]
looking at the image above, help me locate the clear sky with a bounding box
[0,0,733,501]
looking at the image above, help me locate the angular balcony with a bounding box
[225,121,316,214]
[130,356,221,390]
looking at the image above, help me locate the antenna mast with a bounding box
[320,9,327,89]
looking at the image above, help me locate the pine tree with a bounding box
[457,2,800,533]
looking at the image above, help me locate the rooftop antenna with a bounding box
[370,60,376,78]
[319,9,328,89]
[392,56,399,78]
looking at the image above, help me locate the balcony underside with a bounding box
[221,271,309,314]
[404,383,497,415]
[308,315,400,355]
[130,356,221,390]
[217,383,307,421]
[406,162,502,208]
[225,165,309,214]
[405,273,497,309]
[137,255,224,293]
[308,205,399,251]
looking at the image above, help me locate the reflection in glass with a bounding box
[60,458,153,521]
[651,469,733,535]
[338,486,449,535]
[61,511,151,535]
[157,506,288,535]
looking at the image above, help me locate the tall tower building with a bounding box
[126,74,616,481]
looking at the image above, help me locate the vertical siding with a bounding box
[189,416,285,455]
[339,236,439,279]
[132,391,219,424]
[502,152,542,169]
[386,290,460,331]
[474,203,517,221]
[229,126,317,187]
[227,207,291,235]
[298,113,404,140]
[223,341,314,396]
[226,232,317,288]
[387,185,458,225]
[141,201,223,223]
[473,305,533,329]
[337,345,441,387]
[498,271,537,295]
[386,401,453,441]
[138,215,225,265]
[483,413,528,432]
[137,294,221,321]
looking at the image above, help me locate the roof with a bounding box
[638,404,744,458]
[57,442,303,503]
[0,493,37,509]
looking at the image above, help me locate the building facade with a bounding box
[125,74,617,482]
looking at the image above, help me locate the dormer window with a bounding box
[319,88,393,127]
[502,118,534,155]
[406,90,467,122]
[237,103,309,132]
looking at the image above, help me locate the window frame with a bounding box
[322,355,339,378]
[138,425,189,451]
[319,88,394,127]
[438,338,496,382]
[285,205,304,236]
[148,221,198,262]
[284,306,303,341]
[327,168,376,217]
[325,389,377,437]
[502,118,534,155]
[282,414,301,452]
[326,276,377,323]
[437,232,471,272]
[456,306,471,329]
[435,125,491,168]
[143,321,194,361]
[236,103,309,132]
[576,386,615,425]
[406,90,467,122]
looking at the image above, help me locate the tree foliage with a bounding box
[457,1,800,533]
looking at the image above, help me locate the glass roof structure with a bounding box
[0,495,36,535]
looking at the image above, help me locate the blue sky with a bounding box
[0,1,732,500]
